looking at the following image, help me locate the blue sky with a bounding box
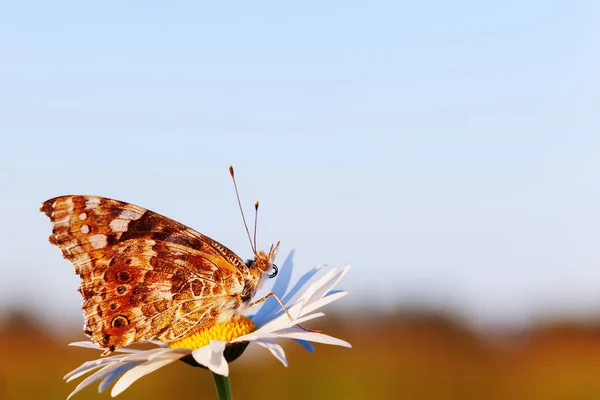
[1,1,599,327]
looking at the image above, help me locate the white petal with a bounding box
[273,328,352,348]
[253,307,301,333]
[111,353,182,396]
[281,312,326,329]
[98,363,138,393]
[281,265,324,305]
[67,361,136,400]
[64,348,185,383]
[119,348,188,363]
[254,339,288,367]
[68,341,103,349]
[65,364,105,383]
[254,301,308,333]
[298,291,348,316]
[191,341,229,376]
[297,267,350,314]
[68,341,141,354]
[231,331,279,343]
[239,313,326,345]
[252,314,285,333]
[65,355,127,382]
[257,312,325,334]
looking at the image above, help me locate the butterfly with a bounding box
[40,166,281,354]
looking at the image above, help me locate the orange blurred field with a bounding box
[2,310,600,400]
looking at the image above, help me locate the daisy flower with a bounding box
[64,252,351,398]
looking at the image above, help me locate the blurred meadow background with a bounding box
[2,1,600,399]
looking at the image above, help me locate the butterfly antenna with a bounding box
[228,165,257,254]
[253,200,259,251]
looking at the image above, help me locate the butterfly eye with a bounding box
[267,264,278,279]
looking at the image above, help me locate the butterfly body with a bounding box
[40,195,279,353]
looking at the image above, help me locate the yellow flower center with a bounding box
[167,316,256,350]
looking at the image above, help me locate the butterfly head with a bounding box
[250,241,280,279]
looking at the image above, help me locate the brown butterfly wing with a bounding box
[41,195,249,352]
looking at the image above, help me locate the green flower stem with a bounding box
[212,372,232,400]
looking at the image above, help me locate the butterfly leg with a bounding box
[250,292,322,333]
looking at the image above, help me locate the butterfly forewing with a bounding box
[41,195,251,352]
